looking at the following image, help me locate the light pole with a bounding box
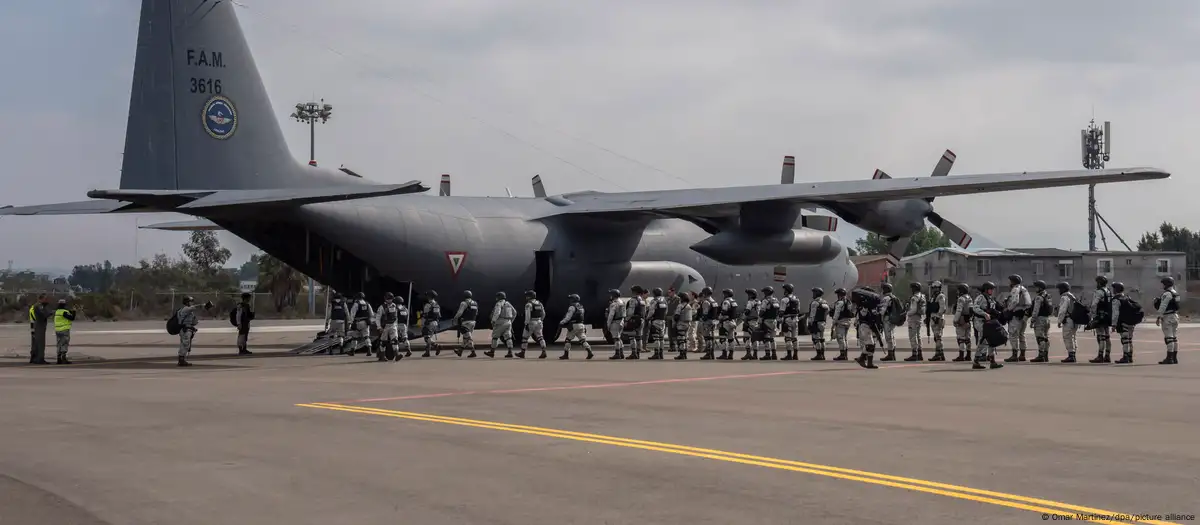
[291,99,333,317]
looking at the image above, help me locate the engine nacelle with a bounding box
[825,199,930,238]
[689,229,842,266]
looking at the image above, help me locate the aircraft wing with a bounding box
[1,181,429,217]
[533,167,1168,221]
[139,219,223,231]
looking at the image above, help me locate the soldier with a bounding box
[1056,282,1081,363]
[605,289,626,360]
[852,287,883,370]
[452,291,480,358]
[673,293,694,359]
[905,282,927,361]
[1110,282,1140,364]
[489,292,517,358]
[558,293,593,360]
[718,289,739,360]
[830,288,854,361]
[1029,280,1053,362]
[348,292,375,357]
[52,299,76,365]
[1003,274,1032,362]
[324,292,348,354]
[926,281,948,361]
[698,288,720,360]
[174,296,214,367]
[808,287,830,361]
[421,290,442,357]
[27,294,51,365]
[1155,276,1181,365]
[624,286,647,360]
[952,283,974,362]
[521,290,547,359]
[741,288,761,360]
[970,282,1005,370]
[232,292,255,356]
[665,288,681,354]
[878,283,900,361]
[642,287,666,359]
[759,286,781,360]
[374,292,406,362]
[1088,275,1114,363]
[688,291,701,354]
[780,283,802,360]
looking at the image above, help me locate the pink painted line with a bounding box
[337,363,935,404]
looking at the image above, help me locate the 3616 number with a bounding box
[190,78,222,94]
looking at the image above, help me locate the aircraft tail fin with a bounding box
[121,0,350,191]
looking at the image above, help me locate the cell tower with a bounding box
[1080,118,1131,251]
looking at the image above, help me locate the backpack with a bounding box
[851,288,881,310]
[166,309,182,335]
[1117,296,1145,326]
[1069,299,1090,325]
[1154,292,1180,313]
[1036,294,1053,317]
[886,295,906,325]
[229,307,239,327]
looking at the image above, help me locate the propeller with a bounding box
[438,174,451,196]
[532,175,547,198]
[874,150,973,265]
[781,155,837,231]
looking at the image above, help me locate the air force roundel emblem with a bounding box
[202,95,238,140]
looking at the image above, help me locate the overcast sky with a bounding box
[2,0,1197,274]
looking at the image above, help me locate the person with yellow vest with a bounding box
[28,293,51,365]
[53,298,77,365]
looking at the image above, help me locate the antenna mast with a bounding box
[1080,118,1131,251]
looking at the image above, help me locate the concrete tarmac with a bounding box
[1,321,1197,524]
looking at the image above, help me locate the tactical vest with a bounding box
[528,300,545,319]
[54,309,73,332]
[425,301,441,320]
[762,298,779,319]
[631,297,647,318]
[704,298,718,321]
[783,295,800,316]
[744,300,760,320]
[1036,293,1053,317]
[720,300,737,320]
[397,305,409,323]
[1155,291,1180,314]
[926,295,942,316]
[497,301,516,320]
[353,300,372,319]
[837,300,855,320]
[981,297,1001,319]
[569,303,585,324]
[651,298,667,320]
[811,301,828,323]
[329,300,347,321]
[460,299,478,321]
[380,303,399,325]
[608,300,625,320]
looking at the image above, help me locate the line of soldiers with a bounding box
[318,274,1183,368]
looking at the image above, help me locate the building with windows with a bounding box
[898,247,1186,308]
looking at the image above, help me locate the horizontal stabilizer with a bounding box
[176,182,428,210]
[801,215,838,232]
[0,200,149,216]
[139,219,222,231]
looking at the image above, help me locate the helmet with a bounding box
[332,292,343,300]
[609,289,621,298]
[241,292,252,300]
[811,287,824,297]
[1032,280,1046,290]
[782,283,794,294]
[1008,274,1022,285]
[496,291,506,300]
[930,280,943,289]
[357,292,366,300]
[463,290,473,299]
[1111,282,1125,293]
[383,291,395,300]
[679,294,691,303]
[881,283,893,293]
[395,296,404,304]
[568,293,581,302]
[834,287,847,296]
[58,298,67,305]
[1162,276,1175,288]
[525,290,537,299]
[1056,282,1070,293]
[701,287,713,296]
[631,285,643,294]
[745,288,758,298]
[980,282,996,292]
[761,286,774,295]
[1095,275,1108,287]
[722,288,734,298]
[909,282,922,292]
[426,290,438,299]
[956,283,969,294]
[653,287,664,297]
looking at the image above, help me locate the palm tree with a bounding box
[256,253,306,312]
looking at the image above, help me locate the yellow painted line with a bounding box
[298,402,1173,525]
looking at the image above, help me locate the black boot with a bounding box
[504,350,513,358]
[700,349,713,360]
[1089,352,1105,363]
[178,357,192,367]
[1115,353,1132,364]
[649,349,663,360]
[238,347,252,355]
[625,349,639,360]
[880,349,896,362]
[586,348,594,360]
[720,348,734,360]
[674,350,687,360]
[1159,352,1177,365]
[1004,350,1019,363]
[516,350,526,359]
[832,350,848,361]
[929,351,944,362]
[454,348,464,357]
[811,350,825,361]
[904,350,920,362]
[610,349,623,360]
[741,349,753,360]
[989,355,1004,369]
[559,350,569,359]
[1018,350,1027,362]
[467,350,477,358]
[485,350,495,358]
[972,358,986,370]
[855,354,877,369]
[1061,353,1076,363]
[421,350,431,357]
[1102,352,1112,363]
[538,350,547,359]
[952,350,967,362]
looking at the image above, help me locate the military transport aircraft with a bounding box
[1,0,1169,343]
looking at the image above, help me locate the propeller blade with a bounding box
[886,236,913,267]
[800,215,838,232]
[927,211,974,249]
[872,169,891,180]
[781,156,796,184]
[925,150,956,202]
[439,174,451,196]
[531,174,547,198]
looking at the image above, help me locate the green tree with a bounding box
[238,255,260,280]
[182,231,232,273]
[854,226,951,257]
[1138,222,1199,279]
[256,253,306,312]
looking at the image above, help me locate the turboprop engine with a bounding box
[689,228,842,266]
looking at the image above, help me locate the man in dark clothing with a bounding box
[29,294,52,365]
[665,288,680,353]
[234,292,255,355]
